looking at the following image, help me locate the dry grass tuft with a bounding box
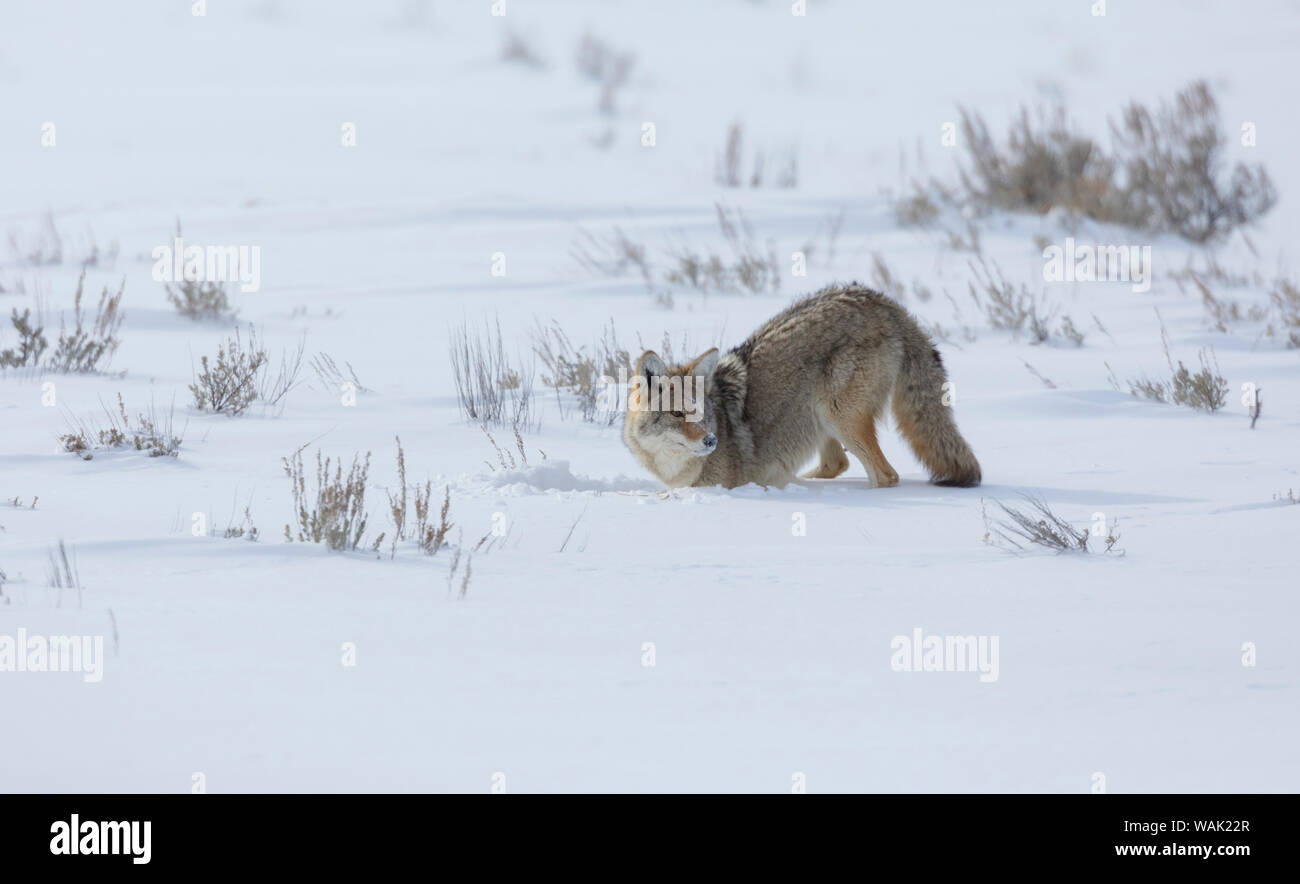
[1127,320,1228,412]
[449,316,536,429]
[310,352,368,394]
[47,270,125,373]
[531,317,632,424]
[966,258,1083,345]
[47,539,84,606]
[714,121,798,189]
[283,448,376,552]
[60,394,183,459]
[983,495,1122,554]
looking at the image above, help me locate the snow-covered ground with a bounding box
[1,1,1297,792]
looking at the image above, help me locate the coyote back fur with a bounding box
[624,283,982,489]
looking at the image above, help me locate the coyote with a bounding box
[624,284,981,489]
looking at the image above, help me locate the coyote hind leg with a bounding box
[835,412,900,488]
[801,438,850,479]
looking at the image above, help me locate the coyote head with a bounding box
[623,348,720,480]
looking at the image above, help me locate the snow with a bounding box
[0,0,1297,793]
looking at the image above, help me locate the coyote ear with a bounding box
[634,351,667,407]
[686,348,719,389]
[637,350,666,385]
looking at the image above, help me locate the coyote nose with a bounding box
[703,434,717,449]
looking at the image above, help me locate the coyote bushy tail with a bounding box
[892,333,982,487]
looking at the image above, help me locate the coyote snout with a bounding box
[623,283,982,490]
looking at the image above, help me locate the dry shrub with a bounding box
[532,317,631,423]
[1266,278,1300,348]
[60,393,183,459]
[222,505,259,541]
[955,82,1275,242]
[967,257,1034,331]
[1127,321,1228,412]
[892,179,943,228]
[501,27,545,68]
[416,484,453,555]
[575,205,822,299]
[959,103,1120,221]
[0,307,48,369]
[47,271,124,373]
[1110,82,1276,243]
[714,203,780,294]
[283,448,377,552]
[190,327,268,415]
[387,436,453,557]
[167,279,236,322]
[967,258,1083,345]
[662,246,730,294]
[571,226,653,290]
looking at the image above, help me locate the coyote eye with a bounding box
[671,410,684,419]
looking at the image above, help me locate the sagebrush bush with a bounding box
[2,273,124,373]
[166,279,236,322]
[190,327,269,415]
[959,104,1122,221]
[1110,82,1276,243]
[0,307,48,368]
[1267,278,1300,348]
[955,81,1275,242]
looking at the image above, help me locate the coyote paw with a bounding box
[872,470,900,488]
